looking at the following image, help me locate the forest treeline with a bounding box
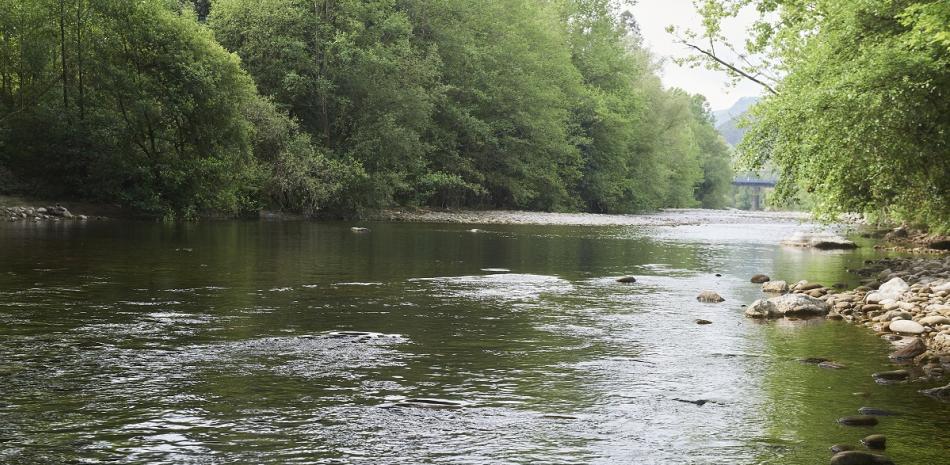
[0,0,732,218]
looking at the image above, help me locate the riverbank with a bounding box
[759,255,950,399]
[375,207,813,226]
[0,195,123,221]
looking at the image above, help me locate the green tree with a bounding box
[680,0,950,230]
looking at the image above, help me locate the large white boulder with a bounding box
[745,293,830,318]
[866,277,910,303]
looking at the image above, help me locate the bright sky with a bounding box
[630,0,763,110]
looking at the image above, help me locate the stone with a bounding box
[829,451,894,465]
[762,280,789,294]
[798,282,824,291]
[771,293,831,316]
[751,274,771,283]
[866,278,910,304]
[919,383,950,401]
[889,319,924,335]
[861,434,886,450]
[350,227,370,233]
[919,315,950,326]
[837,415,879,426]
[616,276,637,283]
[889,338,926,361]
[745,293,831,319]
[872,370,909,383]
[695,319,713,325]
[745,299,779,318]
[696,291,725,303]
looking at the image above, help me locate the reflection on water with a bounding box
[0,215,947,464]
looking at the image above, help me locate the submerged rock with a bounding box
[830,444,855,454]
[751,274,771,283]
[872,370,909,383]
[837,415,879,426]
[696,290,725,303]
[830,451,894,465]
[861,434,886,450]
[857,407,900,417]
[819,361,847,369]
[616,276,637,283]
[919,383,950,401]
[350,226,370,233]
[695,319,713,325]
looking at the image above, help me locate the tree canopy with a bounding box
[681,0,949,231]
[0,0,734,218]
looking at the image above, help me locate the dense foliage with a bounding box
[687,0,950,231]
[0,0,733,217]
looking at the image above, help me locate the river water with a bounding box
[1,211,948,464]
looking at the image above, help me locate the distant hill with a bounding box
[713,96,759,146]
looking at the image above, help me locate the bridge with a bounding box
[731,176,777,210]
[731,176,777,187]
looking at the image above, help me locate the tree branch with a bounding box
[681,40,779,95]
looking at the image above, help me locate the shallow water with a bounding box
[0,213,948,464]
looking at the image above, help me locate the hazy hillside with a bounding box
[714,96,759,146]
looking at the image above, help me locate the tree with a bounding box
[682,0,950,230]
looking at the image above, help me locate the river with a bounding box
[1,210,947,464]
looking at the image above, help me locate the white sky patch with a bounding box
[629,0,764,110]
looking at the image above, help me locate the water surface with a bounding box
[1,213,948,464]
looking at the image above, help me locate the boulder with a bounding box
[616,276,637,283]
[695,319,713,325]
[773,293,830,316]
[751,274,771,283]
[866,278,910,304]
[889,319,924,335]
[762,280,789,294]
[745,293,831,318]
[696,291,725,303]
[830,451,894,465]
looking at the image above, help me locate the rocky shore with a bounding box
[745,255,950,396]
[2,204,103,222]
